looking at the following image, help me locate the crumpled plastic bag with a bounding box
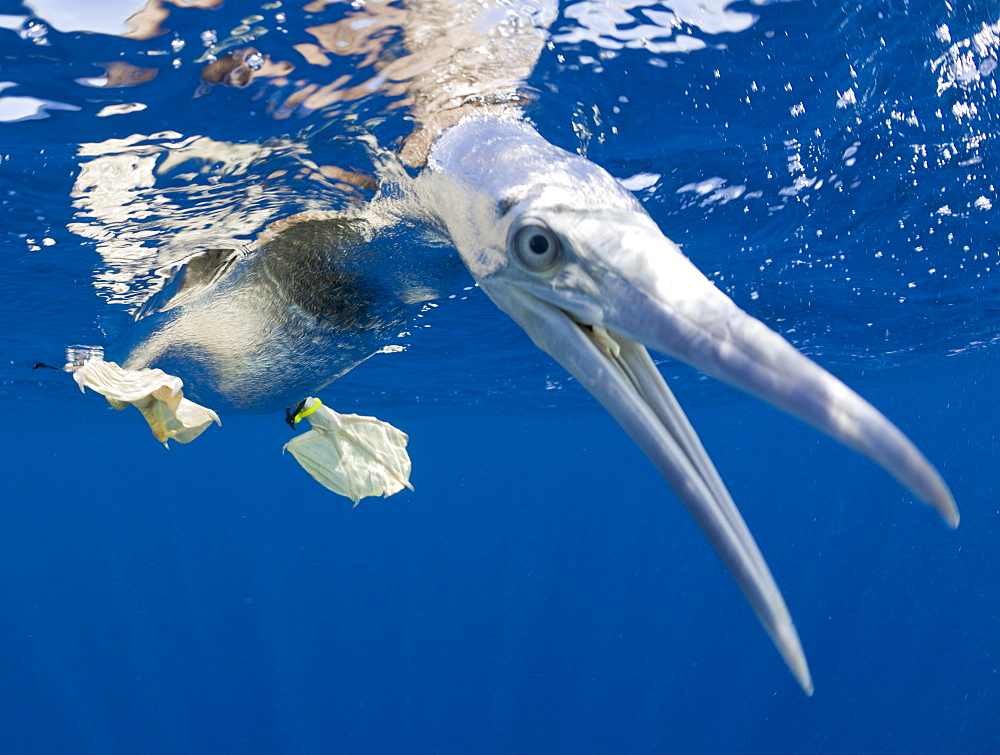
[73,359,221,446]
[283,397,413,504]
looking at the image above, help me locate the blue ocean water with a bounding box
[1,0,998,751]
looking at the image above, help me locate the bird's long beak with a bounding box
[481,211,957,694]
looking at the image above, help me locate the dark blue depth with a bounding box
[0,350,996,752]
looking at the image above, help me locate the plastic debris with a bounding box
[283,397,413,504]
[74,359,220,446]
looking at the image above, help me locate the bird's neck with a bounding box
[396,0,558,166]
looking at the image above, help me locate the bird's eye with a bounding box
[511,222,562,273]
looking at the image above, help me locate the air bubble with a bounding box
[245,51,264,71]
[21,21,48,45]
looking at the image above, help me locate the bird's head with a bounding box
[423,116,957,693]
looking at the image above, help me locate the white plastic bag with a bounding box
[283,397,413,504]
[74,359,220,445]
